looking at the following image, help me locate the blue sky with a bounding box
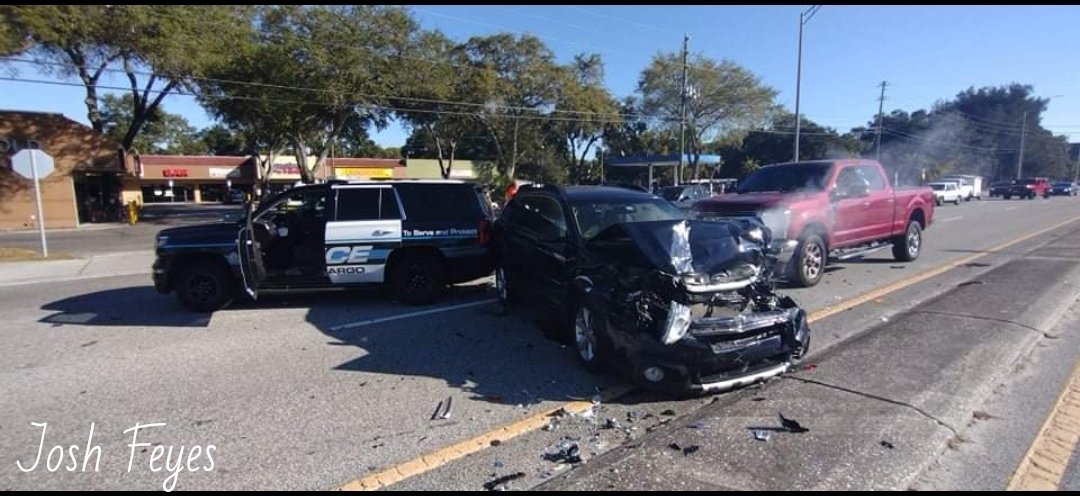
[3,5,1080,146]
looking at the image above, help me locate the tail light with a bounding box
[479,219,491,246]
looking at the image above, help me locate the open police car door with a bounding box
[324,185,403,284]
[237,200,266,299]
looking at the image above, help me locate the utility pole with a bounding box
[875,80,888,162]
[793,5,821,162]
[1074,143,1079,183]
[678,33,689,186]
[1017,111,1027,179]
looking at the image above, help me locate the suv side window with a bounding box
[505,194,567,241]
[395,183,481,224]
[258,187,331,221]
[335,188,381,221]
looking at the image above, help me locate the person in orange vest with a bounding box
[505,180,519,201]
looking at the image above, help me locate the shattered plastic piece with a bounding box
[682,445,700,456]
[687,421,707,430]
[431,396,454,420]
[752,429,772,442]
[604,418,621,430]
[880,441,895,449]
[881,317,889,322]
[661,409,677,416]
[801,364,818,373]
[668,442,682,451]
[494,461,504,468]
[490,440,502,447]
[543,442,582,464]
[543,421,559,432]
[779,413,809,433]
[483,472,526,491]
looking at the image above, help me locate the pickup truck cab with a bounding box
[693,159,935,287]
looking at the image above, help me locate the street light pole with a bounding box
[793,5,820,162]
[1017,111,1027,179]
[678,33,689,186]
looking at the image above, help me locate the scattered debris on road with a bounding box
[603,418,621,430]
[483,472,526,491]
[958,281,985,287]
[751,429,772,442]
[801,364,818,373]
[880,441,895,449]
[431,396,454,420]
[687,421,707,430]
[543,442,582,464]
[779,413,810,433]
[973,410,994,421]
[661,409,677,416]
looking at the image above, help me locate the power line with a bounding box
[0,75,652,125]
[0,56,662,121]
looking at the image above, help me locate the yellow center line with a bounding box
[1007,357,1080,490]
[339,213,1080,491]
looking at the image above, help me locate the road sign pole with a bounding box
[30,150,48,258]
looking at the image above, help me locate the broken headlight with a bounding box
[661,301,692,345]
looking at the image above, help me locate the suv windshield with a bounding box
[571,198,684,240]
[737,163,833,194]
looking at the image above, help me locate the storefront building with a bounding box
[0,111,122,230]
[260,156,406,195]
[124,155,257,204]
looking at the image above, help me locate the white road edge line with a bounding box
[329,298,498,332]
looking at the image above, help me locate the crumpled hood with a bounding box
[591,219,769,276]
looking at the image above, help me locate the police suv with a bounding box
[153,180,495,312]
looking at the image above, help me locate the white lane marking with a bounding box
[939,217,963,222]
[328,298,498,331]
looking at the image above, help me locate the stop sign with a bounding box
[11,149,55,179]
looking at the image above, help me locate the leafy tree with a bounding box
[460,33,562,180]
[638,52,777,179]
[196,125,250,156]
[391,30,477,178]
[549,54,620,184]
[1,5,252,149]
[100,93,202,154]
[200,5,417,183]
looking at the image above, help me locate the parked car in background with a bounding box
[658,183,711,210]
[1051,181,1078,196]
[928,181,964,206]
[693,159,935,288]
[989,181,1012,198]
[938,174,984,201]
[1003,177,1051,199]
[223,189,246,204]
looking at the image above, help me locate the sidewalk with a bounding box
[0,250,155,287]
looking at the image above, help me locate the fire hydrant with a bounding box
[126,200,139,225]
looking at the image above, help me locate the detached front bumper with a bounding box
[624,305,810,394]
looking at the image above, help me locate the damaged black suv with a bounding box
[493,184,810,395]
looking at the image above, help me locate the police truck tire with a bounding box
[176,261,234,313]
[390,253,446,305]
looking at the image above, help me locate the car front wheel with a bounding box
[176,261,234,313]
[573,302,607,373]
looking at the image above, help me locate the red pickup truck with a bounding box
[693,159,935,287]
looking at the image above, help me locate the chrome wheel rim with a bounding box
[803,243,823,280]
[908,225,921,258]
[575,307,596,362]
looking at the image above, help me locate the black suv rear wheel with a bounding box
[390,253,446,305]
[176,261,234,312]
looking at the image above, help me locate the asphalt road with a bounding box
[0,203,242,256]
[0,196,1078,491]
